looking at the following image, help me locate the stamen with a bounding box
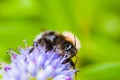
[6,48,18,59]
[6,48,14,56]
[23,39,28,47]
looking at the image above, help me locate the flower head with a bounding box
[3,42,77,80]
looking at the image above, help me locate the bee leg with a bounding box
[29,47,34,53]
[70,60,76,69]
[62,58,75,69]
[46,45,53,52]
[70,60,79,80]
[43,38,53,52]
[29,42,38,53]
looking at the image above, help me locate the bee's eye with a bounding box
[65,44,72,51]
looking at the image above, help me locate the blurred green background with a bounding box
[0,0,120,80]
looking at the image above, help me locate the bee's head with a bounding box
[64,42,77,58]
[62,31,81,51]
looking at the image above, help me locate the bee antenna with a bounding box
[75,55,78,80]
[23,39,28,47]
[74,35,76,48]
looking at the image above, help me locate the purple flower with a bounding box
[3,42,77,80]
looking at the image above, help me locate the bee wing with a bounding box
[34,30,57,42]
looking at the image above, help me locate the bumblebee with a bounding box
[31,31,80,69]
